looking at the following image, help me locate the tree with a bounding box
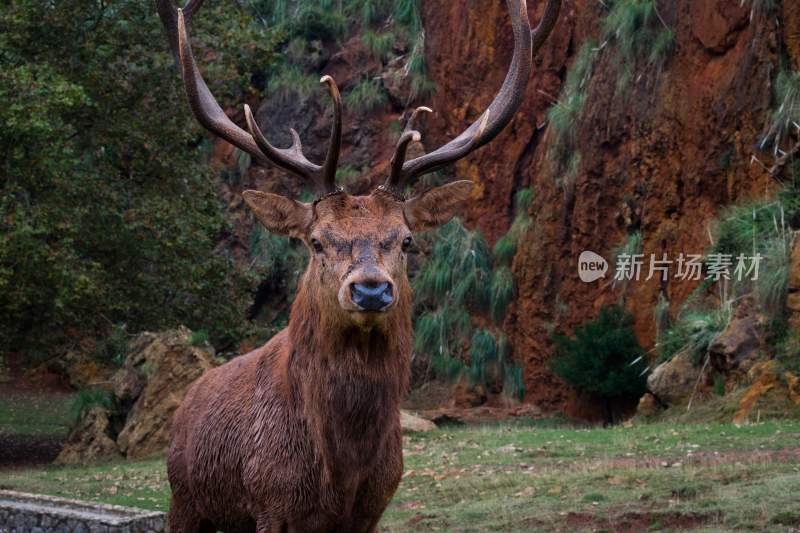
[550,305,647,423]
[0,1,282,361]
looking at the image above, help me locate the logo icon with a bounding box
[579,251,608,283]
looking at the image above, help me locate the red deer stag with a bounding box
[156,0,560,531]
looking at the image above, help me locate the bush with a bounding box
[68,388,116,426]
[761,69,800,155]
[413,219,523,398]
[190,329,210,347]
[490,267,514,323]
[493,188,534,267]
[362,31,396,62]
[551,305,647,422]
[657,306,731,365]
[601,0,674,91]
[710,201,792,314]
[345,78,389,115]
[547,41,597,167]
[0,0,276,359]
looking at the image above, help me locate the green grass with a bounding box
[0,391,74,437]
[4,420,800,531]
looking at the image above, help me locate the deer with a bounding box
[155,0,561,531]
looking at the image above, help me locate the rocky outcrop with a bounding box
[635,392,664,418]
[58,327,215,464]
[55,407,120,465]
[400,411,437,433]
[115,327,216,459]
[733,361,800,425]
[708,313,767,385]
[647,350,701,406]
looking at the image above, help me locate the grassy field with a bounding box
[2,419,800,531]
[0,389,73,437]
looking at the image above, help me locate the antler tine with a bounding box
[405,106,433,134]
[157,1,342,196]
[243,105,323,187]
[320,76,343,193]
[387,130,423,194]
[531,0,562,57]
[385,0,561,192]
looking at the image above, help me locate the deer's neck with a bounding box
[286,284,412,473]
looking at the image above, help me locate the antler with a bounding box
[383,0,562,196]
[156,1,342,196]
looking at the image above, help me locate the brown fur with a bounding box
[168,186,469,532]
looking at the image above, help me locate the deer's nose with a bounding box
[350,281,394,311]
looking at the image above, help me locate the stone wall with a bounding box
[0,490,165,533]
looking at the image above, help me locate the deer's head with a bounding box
[157,0,561,328]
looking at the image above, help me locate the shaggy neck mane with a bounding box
[285,275,412,477]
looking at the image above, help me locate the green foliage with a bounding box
[776,333,800,376]
[613,231,643,289]
[335,165,364,188]
[467,329,499,386]
[362,31,396,62]
[490,267,514,323]
[93,324,131,367]
[413,219,523,398]
[713,373,726,397]
[493,235,518,268]
[658,306,731,365]
[493,188,534,267]
[614,231,643,261]
[406,33,436,100]
[761,69,800,155]
[0,0,279,358]
[190,329,210,347]
[547,41,597,167]
[394,0,423,33]
[601,0,674,91]
[250,225,308,297]
[267,65,320,105]
[711,201,792,314]
[68,388,116,426]
[345,78,389,114]
[415,220,492,310]
[551,305,647,402]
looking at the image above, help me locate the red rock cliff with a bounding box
[419,0,793,415]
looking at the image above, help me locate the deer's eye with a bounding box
[310,238,324,254]
[401,236,416,253]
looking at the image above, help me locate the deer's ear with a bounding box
[403,180,474,232]
[242,191,313,238]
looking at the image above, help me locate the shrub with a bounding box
[268,65,320,105]
[362,31,396,62]
[710,201,792,314]
[345,78,389,115]
[250,225,308,297]
[0,0,274,359]
[68,388,116,426]
[190,329,210,347]
[414,219,493,310]
[493,188,534,267]
[490,267,514,323]
[550,305,647,422]
[601,0,674,89]
[547,41,597,166]
[761,69,800,155]
[657,306,732,365]
[413,219,523,397]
